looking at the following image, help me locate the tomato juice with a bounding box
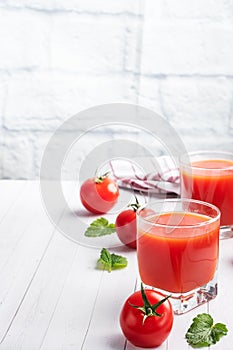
[137,212,219,294]
[181,159,233,226]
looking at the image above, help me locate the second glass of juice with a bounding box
[180,151,233,226]
[137,199,220,314]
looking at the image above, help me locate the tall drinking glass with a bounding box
[180,151,233,238]
[137,199,220,314]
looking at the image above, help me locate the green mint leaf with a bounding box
[111,253,128,270]
[185,313,228,348]
[97,248,112,272]
[97,248,128,272]
[211,323,228,344]
[84,217,116,237]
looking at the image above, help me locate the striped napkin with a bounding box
[109,156,180,195]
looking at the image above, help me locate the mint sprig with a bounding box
[84,217,115,237]
[185,313,228,348]
[97,248,128,272]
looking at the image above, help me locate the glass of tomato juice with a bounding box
[180,151,233,238]
[137,199,220,314]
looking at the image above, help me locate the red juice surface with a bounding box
[137,212,219,294]
[181,159,233,225]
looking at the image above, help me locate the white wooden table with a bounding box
[0,180,232,350]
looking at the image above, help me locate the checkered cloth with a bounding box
[109,156,180,195]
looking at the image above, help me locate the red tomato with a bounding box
[115,209,137,249]
[120,284,173,348]
[115,200,155,249]
[80,175,119,214]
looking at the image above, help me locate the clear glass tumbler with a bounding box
[180,151,233,236]
[137,199,220,314]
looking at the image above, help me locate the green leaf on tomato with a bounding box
[84,217,116,237]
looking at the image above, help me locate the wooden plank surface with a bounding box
[0,181,26,223]
[0,182,64,344]
[0,181,232,350]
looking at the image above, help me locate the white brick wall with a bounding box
[2,0,141,14]
[0,0,232,179]
[4,72,135,130]
[160,77,232,132]
[0,9,50,70]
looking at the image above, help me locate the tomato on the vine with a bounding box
[115,198,155,249]
[120,283,173,348]
[115,209,137,249]
[80,173,119,214]
[115,197,141,249]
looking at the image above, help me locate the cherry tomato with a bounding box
[120,284,173,348]
[115,209,137,249]
[80,175,119,214]
[115,198,154,249]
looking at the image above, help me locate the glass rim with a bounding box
[179,150,233,171]
[137,198,221,229]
